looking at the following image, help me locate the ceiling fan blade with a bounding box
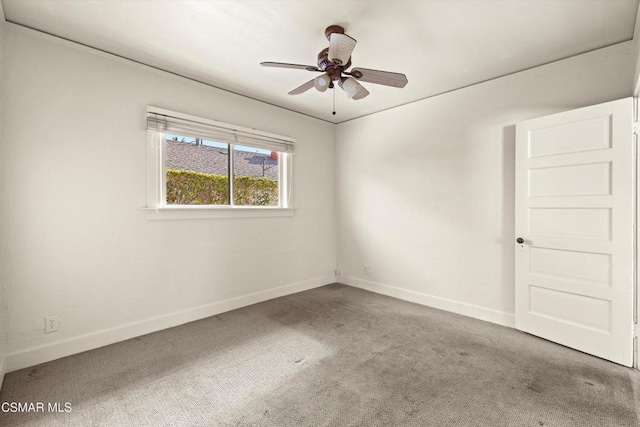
[288,79,316,95]
[328,33,357,65]
[350,67,408,88]
[261,62,321,72]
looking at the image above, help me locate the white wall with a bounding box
[633,5,640,96]
[1,21,637,379]
[0,24,337,372]
[0,3,6,386]
[336,42,635,327]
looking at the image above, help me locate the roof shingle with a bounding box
[166,140,278,181]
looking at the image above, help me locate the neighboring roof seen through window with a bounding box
[166,134,278,181]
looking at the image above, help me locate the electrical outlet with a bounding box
[363,264,371,276]
[45,315,59,333]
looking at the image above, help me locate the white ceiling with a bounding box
[2,0,638,123]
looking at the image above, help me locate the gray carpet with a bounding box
[0,284,639,426]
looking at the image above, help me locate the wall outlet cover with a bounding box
[45,315,59,333]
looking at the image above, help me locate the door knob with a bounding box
[516,237,525,244]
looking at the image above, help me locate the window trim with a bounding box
[145,107,295,220]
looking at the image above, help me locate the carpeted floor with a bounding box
[0,284,639,426]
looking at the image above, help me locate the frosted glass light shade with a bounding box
[329,33,357,65]
[314,74,331,92]
[340,77,362,99]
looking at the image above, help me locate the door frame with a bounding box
[634,97,639,370]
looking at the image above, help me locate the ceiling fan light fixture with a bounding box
[328,33,357,66]
[339,77,363,99]
[314,74,331,92]
[261,25,407,101]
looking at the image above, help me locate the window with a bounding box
[146,107,295,219]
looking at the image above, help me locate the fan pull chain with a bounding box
[332,85,336,115]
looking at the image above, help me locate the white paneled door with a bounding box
[515,98,635,367]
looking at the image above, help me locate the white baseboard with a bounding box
[341,276,515,328]
[3,275,336,374]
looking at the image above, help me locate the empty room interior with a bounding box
[1,0,640,425]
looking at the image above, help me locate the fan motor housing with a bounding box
[317,47,352,79]
[317,48,330,70]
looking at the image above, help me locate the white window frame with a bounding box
[145,107,295,220]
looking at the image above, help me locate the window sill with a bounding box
[144,206,295,220]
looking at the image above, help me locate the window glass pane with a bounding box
[165,134,229,205]
[233,145,279,206]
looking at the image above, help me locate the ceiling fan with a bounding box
[261,25,408,102]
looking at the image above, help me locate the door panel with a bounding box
[528,162,611,197]
[529,116,611,157]
[528,286,611,332]
[529,247,611,286]
[528,208,611,240]
[515,97,634,366]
